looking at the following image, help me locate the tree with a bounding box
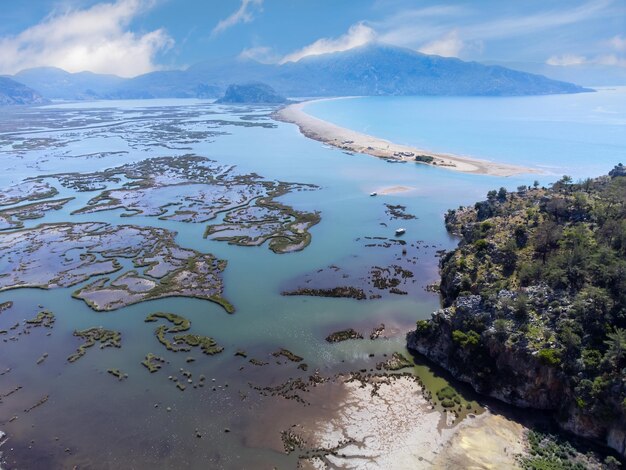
[558,323,581,358]
[545,197,568,221]
[604,328,626,369]
[497,187,508,201]
[533,220,562,263]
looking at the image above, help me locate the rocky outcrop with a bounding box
[609,163,626,178]
[408,292,568,409]
[408,171,626,458]
[215,82,287,104]
[408,294,626,458]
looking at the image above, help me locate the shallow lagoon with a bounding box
[0,94,619,468]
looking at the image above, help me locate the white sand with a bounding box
[275,100,539,177]
[295,375,527,469]
[375,185,416,195]
[433,411,526,469]
[298,376,452,469]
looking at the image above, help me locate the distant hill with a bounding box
[10,43,591,100]
[216,83,287,104]
[109,70,220,99]
[15,67,123,100]
[485,61,626,87]
[271,44,591,96]
[0,76,48,106]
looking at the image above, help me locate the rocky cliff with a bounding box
[408,168,626,458]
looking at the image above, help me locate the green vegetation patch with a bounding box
[145,312,224,356]
[26,310,55,328]
[518,430,617,470]
[325,328,364,343]
[272,348,304,363]
[376,352,414,371]
[68,327,121,363]
[141,353,165,373]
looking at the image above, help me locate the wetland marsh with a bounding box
[0,91,622,468]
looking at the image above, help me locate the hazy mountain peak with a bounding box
[8,45,591,101]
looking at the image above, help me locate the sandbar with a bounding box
[274,99,539,177]
[375,185,415,195]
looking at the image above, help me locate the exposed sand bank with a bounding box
[246,373,528,469]
[434,411,526,469]
[274,100,539,177]
[375,185,416,195]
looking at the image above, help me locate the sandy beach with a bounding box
[274,100,539,177]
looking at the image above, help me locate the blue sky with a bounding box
[0,0,624,76]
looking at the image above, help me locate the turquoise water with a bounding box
[304,87,626,179]
[0,92,617,468]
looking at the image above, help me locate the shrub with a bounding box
[538,348,562,366]
[581,349,602,370]
[452,329,481,348]
[436,386,457,400]
[414,155,434,163]
[494,319,509,339]
[513,294,530,320]
[415,320,431,333]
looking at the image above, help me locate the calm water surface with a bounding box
[305,87,626,178]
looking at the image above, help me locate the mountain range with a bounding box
[0,76,49,105]
[6,43,591,103]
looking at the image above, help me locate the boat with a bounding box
[370,192,377,196]
[395,228,406,236]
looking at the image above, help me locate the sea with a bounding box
[0,87,624,468]
[304,87,626,179]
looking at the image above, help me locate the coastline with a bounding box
[274,99,539,177]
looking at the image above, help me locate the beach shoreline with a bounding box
[274,99,539,177]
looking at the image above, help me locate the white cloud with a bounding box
[378,0,614,56]
[0,0,172,77]
[546,54,587,66]
[595,54,626,67]
[419,30,464,57]
[212,0,263,36]
[281,23,377,64]
[545,53,626,68]
[238,46,279,64]
[608,35,626,51]
[376,5,466,46]
[465,0,612,41]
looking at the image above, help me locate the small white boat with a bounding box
[370,192,377,197]
[395,228,406,236]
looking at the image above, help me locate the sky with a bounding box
[0,0,624,77]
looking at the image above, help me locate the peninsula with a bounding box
[274,100,538,177]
